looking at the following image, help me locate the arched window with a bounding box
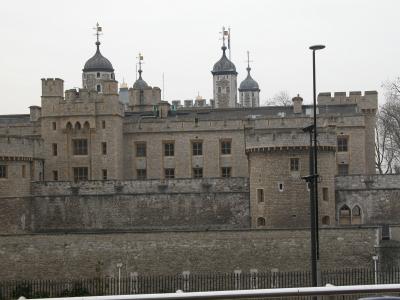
[218,87,221,93]
[339,205,351,225]
[257,217,266,227]
[352,205,362,225]
[97,72,100,78]
[226,86,230,94]
[66,122,72,130]
[75,122,81,130]
[83,121,90,130]
[322,216,330,225]
[111,73,114,80]
[96,84,101,92]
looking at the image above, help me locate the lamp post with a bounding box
[372,255,379,284]
[309,44,325,287]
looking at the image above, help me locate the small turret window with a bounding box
[97,72,100,78]
[96,84,101,92]
[111,73,115,80]
[218,87,221,93]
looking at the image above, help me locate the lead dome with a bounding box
[83,41,114,72]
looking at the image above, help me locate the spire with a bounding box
[137,52,144,79]
[93,22,103,51]
[246,50,253,75]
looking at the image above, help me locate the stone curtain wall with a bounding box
[0,227,379,280]
[336,175,400,224]
[0,178,250,234]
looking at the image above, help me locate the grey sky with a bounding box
[0,0,399,114]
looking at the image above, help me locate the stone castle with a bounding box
[0,26,399,280]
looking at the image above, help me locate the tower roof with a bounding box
[83,41,114,72]
[212,46,237,75]
[239,67,259,91]
[133,69,148,89]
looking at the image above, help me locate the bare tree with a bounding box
[375,78,400,173]
[264,90,291,106]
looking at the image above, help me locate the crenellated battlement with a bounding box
[318,91,378,112]
[41,78,64,97]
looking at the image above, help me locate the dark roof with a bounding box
[212,46,237,75]
[0,114,30,125]
[83,42,114,73]
[124,104,358,122]
[239,67,259,91]
[133,70,148,89]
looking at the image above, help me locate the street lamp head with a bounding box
[309,45,325,51]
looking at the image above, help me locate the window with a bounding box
[96,72,100,78]
[322,216,330,225]
[192,141,203,156]
[165,168,175,179]
[102,169,108,180]
[352,205,362,225]
[102,120,106,129]
[278,182,284,192]
[221,140,231,155]
[322,187,329,201]
[73,139,88,155]
[164,142,174,156]
[257,188,264,203]
[137,169,147,180]
[193,167,203,178]
[221,167,231,178]
[257,217,266,227]
[21,165,26,178]
[52,122,57,130]
[218,87,222,93]
[337,136,348,152]
[52,143,58,156]
[136,142,146,157]
[339,205,351,225]
[73,167,88,181]
[338,164,349,176]
[226,86,230,94]
[0,165,7,178]
[290,158,299,171]
[96,84,101,92]
[53,170,58,181]
[102,142,107,155]
[111,73,114,80]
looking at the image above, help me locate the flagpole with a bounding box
[228,27,231,60]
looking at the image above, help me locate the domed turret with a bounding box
[133,69,148,90]
[211,27,238,109]
[82,23,115,92]
[239,51,260,107]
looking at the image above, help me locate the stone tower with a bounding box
[211,37,238,108]
[82,23,115,92]
[238,51,260,107]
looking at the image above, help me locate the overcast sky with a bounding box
[0,0,399,114]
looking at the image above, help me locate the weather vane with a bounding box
[246,51,253,69]
[93,22,103,44]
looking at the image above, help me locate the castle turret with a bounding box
[211,28,238,108]
[82,23,115,92]
[238,51,260,107]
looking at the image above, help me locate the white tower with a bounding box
[239,51,260,107]
[211,27,238,108]
[82,23,115,92]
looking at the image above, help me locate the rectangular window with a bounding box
[164,142,175,156]
[322,187,329,202]
[52,143,58,156]
[193,167,203,178]
[136,142,146,157]
[290,158,299,171]
[22,165,26,178]
[192,141,203,156]
[73,167,88,181]
[257,188,264,203]
[137,169,147,180]
[102,120,106,129]
[0,165,8,178]
[165,168,175,179]
[338,164,349,176]
[73,139,88,155]
[337,136,348,152]
[221,167,231,178]
[53,170,58,181]
[102,142,107,155]
[221,140,231,155]
[52,122,57,130]
[102,169,108,180]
